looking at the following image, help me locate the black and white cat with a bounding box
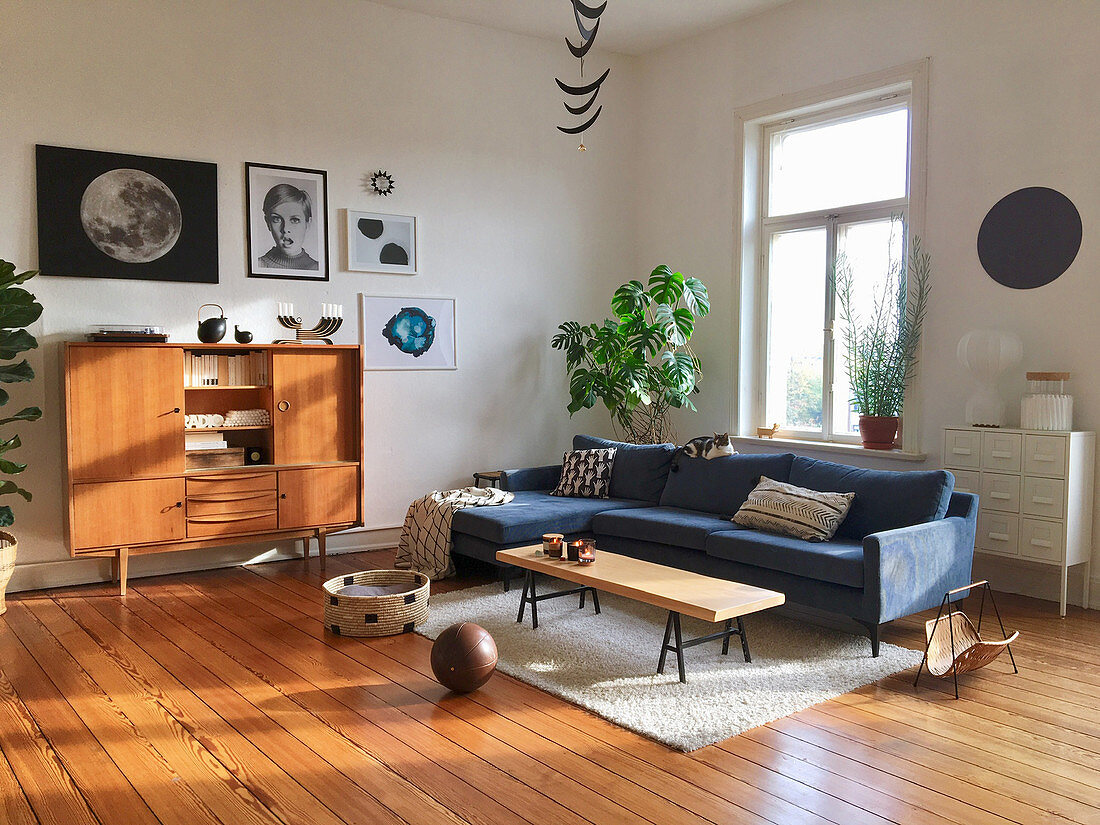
[670,432,736,471]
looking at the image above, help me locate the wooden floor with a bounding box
[2,549,1098,825]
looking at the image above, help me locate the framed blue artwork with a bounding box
[359,294,456,370]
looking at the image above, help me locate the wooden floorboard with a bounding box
[1,548,1098,825]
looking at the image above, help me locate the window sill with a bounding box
[732,435,927,463]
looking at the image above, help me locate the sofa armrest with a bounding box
[498,465,561,492]
[862,493,978,624]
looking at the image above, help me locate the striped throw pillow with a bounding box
[733,476,855,541]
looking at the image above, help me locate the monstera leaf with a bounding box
[0,260,41,529]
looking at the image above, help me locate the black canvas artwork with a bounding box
[36,145,219,283]
[977,186,1082,290]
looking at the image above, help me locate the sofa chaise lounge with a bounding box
[452,435,978,655]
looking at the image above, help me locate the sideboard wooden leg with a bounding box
[317,528,327,570]
[117,547,129,596]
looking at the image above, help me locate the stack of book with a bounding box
[185,352,268,387]
[185,432,228,451]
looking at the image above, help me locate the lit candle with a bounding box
[567,540,584,562]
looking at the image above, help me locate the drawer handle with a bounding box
[189,473,272,482]
[991,450,1012,459]
[186,511,277,524]
[186,491,273,502]
[989,492,1011,500]
[987,532,1010,542]
[1032,454,1055,462]
[1029,538,1053,548]
[952,448,972,455]
[1031,496,1054,505]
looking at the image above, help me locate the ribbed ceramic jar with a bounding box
[0,531,16,615]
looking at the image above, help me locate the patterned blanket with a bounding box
[395,486,514,580]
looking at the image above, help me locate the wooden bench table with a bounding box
[496,545,785,682]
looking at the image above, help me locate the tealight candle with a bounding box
[578,546,595,564]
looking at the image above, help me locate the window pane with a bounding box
[768,108,909,216]
[832,218,905,436]
[766,228,825,431]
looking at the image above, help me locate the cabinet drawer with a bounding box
[944,429,981,469]
[1021,476,1066,519]
[977,511,1018,557]
[186,472,277,496]
[979,472,1020,513]
[981,432,1022,472]
[186,510,279,538]
[71,478,186,551]
[1023,434,1067,477]
[1019,517,1064,563]
[187,492,278,518]
[951,469,981,495]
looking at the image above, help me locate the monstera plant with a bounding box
[552,265,710,444]
[0,260,41,613]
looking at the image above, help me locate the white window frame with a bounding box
[734,61,929,455]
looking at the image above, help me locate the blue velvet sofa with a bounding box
[451,435,978,656]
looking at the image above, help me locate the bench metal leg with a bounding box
[659,611,752,683]
[514,569,598,630]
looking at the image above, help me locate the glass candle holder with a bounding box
[577,546,595,564]
[567,540,584,562]
[540,533,563,557]
[546,536,563,559]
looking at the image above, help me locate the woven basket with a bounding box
[925,611,1019,677]
[0,532,16,616]
[323,569,429,637]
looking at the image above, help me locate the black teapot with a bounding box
[197,304,227,343]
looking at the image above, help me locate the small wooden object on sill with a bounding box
[472,470,503,488]
[185,447,246,470]
[756,423,780,438]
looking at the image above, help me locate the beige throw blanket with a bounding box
[395,486,514,580]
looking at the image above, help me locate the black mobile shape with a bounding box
[571,0,607,18]
[564,84,601,116]
[567,18,600,58]
[556,67,611,96]
[557,106,602,135]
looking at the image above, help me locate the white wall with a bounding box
[1,0,635,587]
[633,0,1100,605]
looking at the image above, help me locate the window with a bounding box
[738,65,927,450]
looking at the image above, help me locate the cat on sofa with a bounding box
[670,432,736,471]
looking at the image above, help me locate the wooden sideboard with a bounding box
[943,426,1094,615]
[63,342,363,593]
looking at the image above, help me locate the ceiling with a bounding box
[368,0,793,56]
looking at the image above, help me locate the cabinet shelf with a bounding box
[185,384,269,390]
[185,425,272,432]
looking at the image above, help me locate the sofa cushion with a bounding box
[659,452,796,515]
[733,476,855,541]
[706,529,865,589]
[788,457,953,540]
[551,448,616,498]
[574,435,676,503]
[592,506,742,551]
[451,491,649,545]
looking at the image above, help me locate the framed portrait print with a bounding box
[35,144,218,283]
[347,210,417,275]
[246,162,328,281]
[360,294,456,370]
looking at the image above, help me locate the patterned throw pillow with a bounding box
[550,448,616,499]
[733,476,855,541]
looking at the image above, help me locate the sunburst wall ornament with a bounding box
[369,170,395,196]
[556,0,609,150]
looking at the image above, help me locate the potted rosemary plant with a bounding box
[552,265,710,444]
[834,237,931,449]
[0,259,42,615]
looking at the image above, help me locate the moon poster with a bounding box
[35,145,218,283]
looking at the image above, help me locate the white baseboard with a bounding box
[6,526,402,594]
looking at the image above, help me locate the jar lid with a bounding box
[1026,371,1070,380]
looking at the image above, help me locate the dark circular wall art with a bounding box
[977,186,1082,289]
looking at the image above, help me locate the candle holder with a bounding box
[274,302,344,345]
[577,546,595,564]
[547,537,563,560]
[567,540,584,562]
[541,533,563,558]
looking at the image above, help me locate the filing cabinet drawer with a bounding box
[1022,476,1066,519]
[944,429,981,469]
[979,472,1020,513]
[1019,518,1064,563]
[981,432,1022,473]
[950,469,981,495]
[977,511,1018,557]
[1023,434,1067,477]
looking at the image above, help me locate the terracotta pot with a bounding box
[0,532,15,616]
[858,415,899,450]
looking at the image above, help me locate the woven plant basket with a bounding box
[323,569,429,637]
[0,532,16,616]
[925,611,1019,677]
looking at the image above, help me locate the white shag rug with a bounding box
[419,576,923,751]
